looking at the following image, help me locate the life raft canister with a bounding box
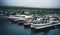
[23,20,28,23]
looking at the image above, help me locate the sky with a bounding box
[0,0,60,8]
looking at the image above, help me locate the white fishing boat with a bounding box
[8,14,21,21]
[17,15,26,23]
[31,15,60,29]
[23,17,33,26]
[17,15,33,24]
[20,15,33,25]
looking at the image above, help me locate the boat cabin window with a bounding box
[33,21,42,24]
[33,17,40,20]
[15,16,20,17]
[52,19,58,21]
[21,16,25,18]
[52,22,58,24]
[33,17,37,20]
[26,18,32,20]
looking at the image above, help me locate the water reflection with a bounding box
[10,20,60,35]
[24,25,30,29]
[0,19,60,35]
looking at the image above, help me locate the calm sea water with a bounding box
[0,18,60,35]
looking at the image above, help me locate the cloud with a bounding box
[1,0,60,8]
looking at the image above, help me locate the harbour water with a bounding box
[0,18,60,35]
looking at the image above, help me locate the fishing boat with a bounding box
[18,15,33,25]
[17,15,33,24]
[31,15,60,29]
[8,14,21,22]
[23,17,33,26]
